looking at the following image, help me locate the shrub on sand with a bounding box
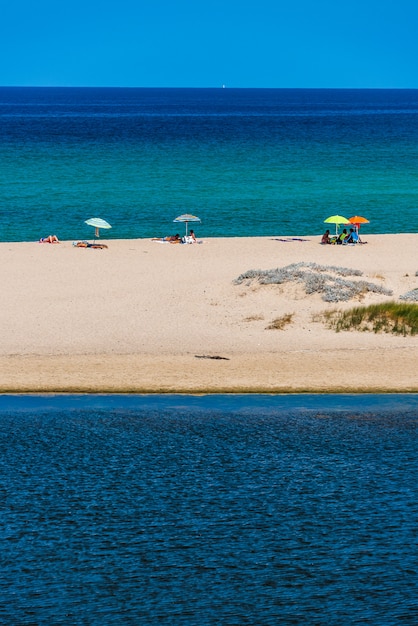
[234,263,392,302]
[265,313,294,330]
[400,288,418,302]
[320,302,418,336]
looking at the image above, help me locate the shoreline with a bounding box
[1,234,417,394]
[1,352,417,394]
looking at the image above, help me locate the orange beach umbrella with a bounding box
[347,215,369,231]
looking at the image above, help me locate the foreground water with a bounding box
[1,87,418,241]
[1,394,418,624]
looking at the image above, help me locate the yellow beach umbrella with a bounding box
[324,214,349,236]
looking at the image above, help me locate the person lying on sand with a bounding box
[39,235,60,243]
[152,234,182,243]
[73,241,108,249]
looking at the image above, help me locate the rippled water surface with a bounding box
[1,395,418,624]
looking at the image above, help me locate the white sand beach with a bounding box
[1,234,417,393]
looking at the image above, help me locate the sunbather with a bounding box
[152,234,181,243]
[39,235,60,243]
[73,241,108,249]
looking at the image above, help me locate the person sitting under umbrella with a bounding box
[336,229,348,244]
[182,229,198,243]
[345,228,359,244]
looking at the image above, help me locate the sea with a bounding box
[0,87,418,242]
[2,89,418,623]
[1,393,418,624]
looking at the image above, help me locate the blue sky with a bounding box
[1,0,417,88]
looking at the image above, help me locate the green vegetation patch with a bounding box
[321,302,418,336]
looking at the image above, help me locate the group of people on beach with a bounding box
[39,235,107,248]
[42,227,365,247]
[39,229,200,246]
[321,228,360,245]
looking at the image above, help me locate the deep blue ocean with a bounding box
[1,87,418,242]
[1,393,418,624]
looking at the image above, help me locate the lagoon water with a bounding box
[1,87,418,242]
[1,394,418,624]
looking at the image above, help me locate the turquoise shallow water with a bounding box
[1,394,418,624]
[1,87,417,242]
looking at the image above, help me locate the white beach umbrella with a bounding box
[85,217,112,238]
[173,213,201,236]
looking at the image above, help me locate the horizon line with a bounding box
[1,85,418,91]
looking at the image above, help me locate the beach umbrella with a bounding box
[347,215,369,242]
[348,215,369,231]
[173,213,201,236]
[324,214,349,236]
[85,217,112,238]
